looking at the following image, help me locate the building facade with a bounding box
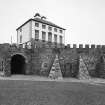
[16,13,66,47]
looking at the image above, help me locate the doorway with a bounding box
[11,54,26,74]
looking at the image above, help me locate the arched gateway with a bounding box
[11,54,26,74]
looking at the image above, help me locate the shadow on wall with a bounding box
[59,48,79,78]
[63,62,79,78]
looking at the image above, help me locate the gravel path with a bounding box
[0,75,105,85]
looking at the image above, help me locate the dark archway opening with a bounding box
[11,54,26,74]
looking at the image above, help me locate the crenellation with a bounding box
[67,44,70,48]
[1,43,105,78]
[73,44,77,48]
[91,44,95,49]
[96,45,102,49]
[102,45,105,49]
[85,44,89,49]
[79,44,83,48]
[2,13,105,79]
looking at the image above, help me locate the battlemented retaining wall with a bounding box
[0,42,105,79]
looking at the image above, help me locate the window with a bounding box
[20,35,22,43]
[35,22,39,27]
[48,26,52,31]
[48,32,52,42]
[60,36,62,44]
[54,34,57,43]
[59,29,63,33]
[35,30,39,40]
[42,24,46,29]
[42,31,46,41]
[20,28,22,32]
[54,28,57,32]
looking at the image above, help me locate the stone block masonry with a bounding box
[49,54,63,79]
[0,42,105,79]
[78,56,91,80]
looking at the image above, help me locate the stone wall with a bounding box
[59,48,79,77]
[23,38,65,49]
[39,48,55,76]
[0,43,11,76]
[1,42,105,79]
[30,48,55,76]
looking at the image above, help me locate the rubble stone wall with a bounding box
[0,42,105,79]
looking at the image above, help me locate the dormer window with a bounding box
[34,13,41,19]
[35,22,39,27]
[41,16,46,20]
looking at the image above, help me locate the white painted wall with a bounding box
[17,19,65,44]
[32,20,65,44]
[17,21,31,44]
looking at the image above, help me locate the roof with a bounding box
[16,18,66,30]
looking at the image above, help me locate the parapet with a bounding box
[91,44,95,49]
[96,45,102,49]
[102,45,105,49]
[65,44,105,49]
[79,44,83,48]
[73,44,77,48]
[67,44,70,48]
[85,44,89,49]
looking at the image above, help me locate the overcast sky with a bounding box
[0,0,105,45]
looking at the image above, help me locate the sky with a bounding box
[0,0,105,45]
